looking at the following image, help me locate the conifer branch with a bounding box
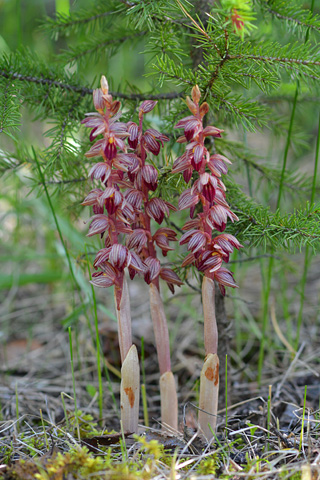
[0,69,183,100]
[230,53,320,67]
[42,177,86,185]
[267,8,318,30]
[0,82,10,134]
[261,1,320,33]
[205,30,230,93]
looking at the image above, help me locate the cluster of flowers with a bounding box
[172,85,242,295]
[81,77,243,435]
[81,76,183,308]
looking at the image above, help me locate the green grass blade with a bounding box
[33,148,80,303]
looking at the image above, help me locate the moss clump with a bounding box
[10,446,150,480]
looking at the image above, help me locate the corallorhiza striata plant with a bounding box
[173,85,242,438]
[81,76,181,433]
[81,77,241,438]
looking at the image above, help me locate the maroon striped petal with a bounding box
[93,89,104,111]
[146,198,170,224]
[129,251,146,273]
[153,227,177,241]
[127,121,139,149]
[124,188,143,209]
[109,244,130,270]
[93,247,112,268]
[143,131,160,155]
[214,267,238,289]
[181,252,195,267]
[160,268,183,286]
[90,272,115,288]
[144,257,161,284]
[188,231,207,253]
[178,189,199,211]
[198,252,222,273]
[139,100,157,114]
[145,128,169,144]
[85,139,104,158]
[81,188,103,206]
[174,115,196,129]
[141,165,158,191]
[193,144,204,164]
[126,229,148,251]
[202,126,224,137]
[184,118,202,141]
[87,215,110,236]
[89,162,111,181]
[104,139,117,160]
[182,218,201,231]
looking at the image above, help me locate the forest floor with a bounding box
[1,269,320,480]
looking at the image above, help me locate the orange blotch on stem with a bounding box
[204,363,219,385]
[213,363,219,386]
[205,367,214,381]
[124,387,135,408]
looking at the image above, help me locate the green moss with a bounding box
[195,455,218,475]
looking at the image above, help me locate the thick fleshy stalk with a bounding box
[198,353,219,439]
[114,277,132,364]
[120,344,140,433]
[149,283,178,430]
[199,277,219,436]
[114,277,139,433]
[149,283,171,374]
[160,371,178,431]
[202,277,218,356]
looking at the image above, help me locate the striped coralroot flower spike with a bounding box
[82,76,141,433]
[82,76,183,432]
[173,85,243,438]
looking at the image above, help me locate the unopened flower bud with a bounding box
[199,102,209,118]
[186,96,198,115]
[100,75,109,94]
[191,85,201,104]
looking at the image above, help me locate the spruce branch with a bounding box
[227,181,320,251]
[229,52,320,67]
[260,0,320,33]
[0,79,21,138]
[40,3,122,37]
[0,67,184,101]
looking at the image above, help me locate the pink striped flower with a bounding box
[173,85,242,295]
[146,198,176,225]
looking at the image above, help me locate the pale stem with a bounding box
[202,277,218,355]
[114,276,132,364]
[198,353,219,439]
[160,371,178,431]
[120,344,140,433]
[149,283,171,375]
